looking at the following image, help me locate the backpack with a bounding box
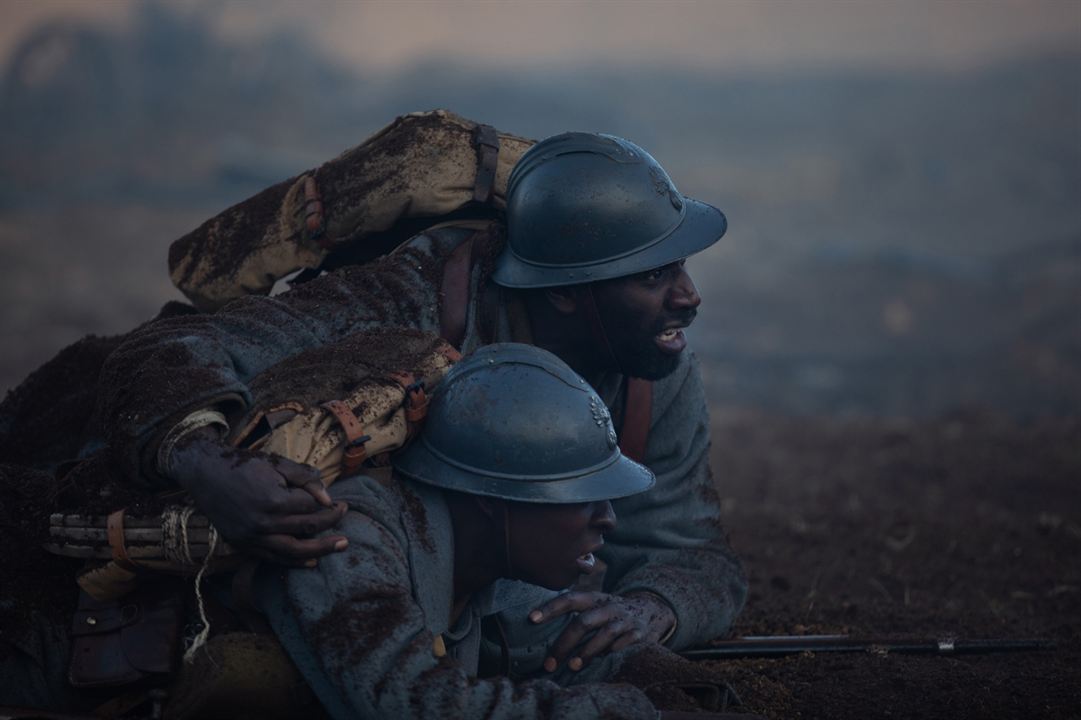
[168,109,535,312]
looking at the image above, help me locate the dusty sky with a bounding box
[2,0,1079,73]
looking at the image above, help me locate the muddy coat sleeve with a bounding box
[259,477,658,720]
[95,232,465,483]
[603,351,748,649]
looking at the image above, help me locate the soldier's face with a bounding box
[506,499,616,590]
[591,259,701,380]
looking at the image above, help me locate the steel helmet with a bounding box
[492,132,727,288]
[392,343,655,502]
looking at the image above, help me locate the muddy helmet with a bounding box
[392,343,655,503]
[492,132,727,288]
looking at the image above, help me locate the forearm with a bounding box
[605,449,747,649]
[606,538,747,650]
[98,236,451,484]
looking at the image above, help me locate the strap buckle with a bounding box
[403,381,428,423]
[471,124,500,204]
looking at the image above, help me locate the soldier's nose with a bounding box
[591,500,616,532]
[669,266,701,310]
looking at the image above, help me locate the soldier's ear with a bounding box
[544,287,578,315]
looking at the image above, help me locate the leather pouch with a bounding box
[68,582,183,688]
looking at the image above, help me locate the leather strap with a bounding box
[106,509,138,572]
[471,124,500,204]
[618,377,653,463]
[579,285,620,370]
[404,385,429,424]
[303,175,333,250]
[321,400,371,475]
[436,341,463,364]
[389,372,430,425]
[439,237,475,350]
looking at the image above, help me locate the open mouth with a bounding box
[575,552,597,574]
[657,328,680,341]
[575,541,604,574]
[654,326,688,354]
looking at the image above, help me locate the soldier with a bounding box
[2,345,744,719]
[95,129,748,672]
[242,343,665,718]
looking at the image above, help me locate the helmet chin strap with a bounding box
[578,284,623,375]
[502,503,515,579]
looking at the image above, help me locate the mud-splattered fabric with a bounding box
[253,474,659,720]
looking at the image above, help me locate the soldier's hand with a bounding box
[529,591,676,672]
[168,426,348,566]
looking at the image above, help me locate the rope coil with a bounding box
[159,505,219,663]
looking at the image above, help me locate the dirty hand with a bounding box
[530,591,676,672]
[167,425,348,566]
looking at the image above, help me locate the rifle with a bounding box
[681,634,1054,660]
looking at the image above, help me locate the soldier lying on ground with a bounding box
[238,344,699,719]
[0,115,748,669]
[2,344,742,720]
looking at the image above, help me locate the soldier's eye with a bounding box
[640,261,681,283]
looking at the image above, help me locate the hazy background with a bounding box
[1,0,1079,417]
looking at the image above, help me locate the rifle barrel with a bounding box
[681,635,1054,660]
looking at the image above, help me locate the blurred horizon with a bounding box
[1,0,1079,417]
[3,0,1079,73]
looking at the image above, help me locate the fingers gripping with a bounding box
[252,533,348,566]
[534,593,664,673]
[269,503,349,537]
[274,456,333,506]
[531,591,608,622]
[578,618,635,665]
[550,603,618,662]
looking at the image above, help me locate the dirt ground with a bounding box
[698,408,1081,720]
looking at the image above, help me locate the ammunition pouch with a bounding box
[67,582,183,689]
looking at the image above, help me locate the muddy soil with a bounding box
[703,408,1081,720]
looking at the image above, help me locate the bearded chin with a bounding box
[615,341,682,380]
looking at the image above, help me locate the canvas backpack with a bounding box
[168,109,535,312]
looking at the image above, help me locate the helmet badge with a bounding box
[649,166,683,211]
[590,395,619,449]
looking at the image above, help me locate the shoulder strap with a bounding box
[472,124,501,203]
[439,236,476,349]
[618,377,653,464]
[437,125,500,346]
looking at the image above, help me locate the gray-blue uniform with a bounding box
[255,473,659,719]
